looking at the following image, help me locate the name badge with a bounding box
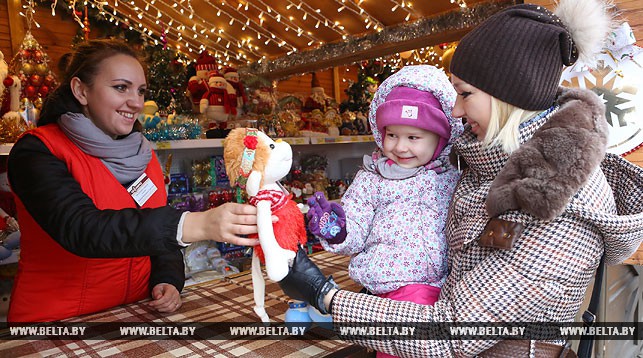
[127,172,158,207]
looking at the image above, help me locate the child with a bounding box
[307,65,462,332]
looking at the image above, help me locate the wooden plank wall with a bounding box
[0,2,12,61]
[0,3,79,79]
[275,65,358,103]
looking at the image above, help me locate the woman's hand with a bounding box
[279,247,339,314]
[148,283,182,313]
[181,202,261,246]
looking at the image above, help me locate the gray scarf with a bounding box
[59,112,152,185]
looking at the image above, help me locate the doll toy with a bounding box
[223,129,333,325]
[223,128,308,322]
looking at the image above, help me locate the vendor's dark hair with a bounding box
[39,39,143,126]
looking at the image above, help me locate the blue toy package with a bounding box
[168,173,190,195]
[211,156,230,187]
[216,242,246,260]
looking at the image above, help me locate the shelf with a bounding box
[151,136,373,150]
[309,135,374,144]
[151,138,224,150]
[0,135,375,154]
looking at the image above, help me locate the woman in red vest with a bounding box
[7,40,261,322]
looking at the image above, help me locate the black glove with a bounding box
[279,247,339,314]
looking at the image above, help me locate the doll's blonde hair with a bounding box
[223,128,270,188]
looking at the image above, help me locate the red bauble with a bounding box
[2,77,14,87]
[25,85,37,98]
[43,74,55,87]
[33,51,43,62]
[38,85,49,97]
[29,74,43,87]
[21,49,31,59]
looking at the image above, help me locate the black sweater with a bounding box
[8,134,185,293]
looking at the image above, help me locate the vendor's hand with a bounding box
[148,283,182,313]
[279,247,339,314]
[182,202,261,246]
[5,217,18,232]
[307,192,347,244]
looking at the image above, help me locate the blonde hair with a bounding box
[482,97,539,153]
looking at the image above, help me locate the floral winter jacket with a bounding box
[322,164,460,294]
[330,87,643,357]
[321,65,463,295]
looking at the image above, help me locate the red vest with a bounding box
[8,124,167,322]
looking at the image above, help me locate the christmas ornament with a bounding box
[37,86,49,98]
[561,22,643,155]
[7,31,59,122]
[29,74,42,87]
[21,63,34,75]
[35,63,48,76]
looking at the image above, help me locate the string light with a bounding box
[53,0,475,70]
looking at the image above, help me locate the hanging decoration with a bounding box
[244,1,509,79]
[561,22,643,156]
[9,0,59,127]
[83,6,91,40]
[0,49,27,143]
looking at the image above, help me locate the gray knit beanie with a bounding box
[450,4,578,110]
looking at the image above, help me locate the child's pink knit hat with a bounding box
[375,86,451,160]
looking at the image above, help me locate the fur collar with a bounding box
[486,87,609,221]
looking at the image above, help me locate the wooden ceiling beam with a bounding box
[259,28,471,80]
[243,0,517,81]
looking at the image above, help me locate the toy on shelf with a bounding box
[186,51,216,113]
[302,72,336,114]
[223,67,247,118]
[364,76,378,105]
[223,128,308,322]
[200,70,233,137]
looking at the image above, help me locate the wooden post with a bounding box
[332,67,340,104]
[7,0,25,55]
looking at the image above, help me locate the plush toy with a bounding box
[364,76,378,104]
[200,70,232,132]
[223,128,307,322]
[139,100,160,128]
[303,72,331,114]
[223,67,247,117]
[186,52,217,112]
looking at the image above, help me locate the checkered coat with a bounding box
[331,87,643,357]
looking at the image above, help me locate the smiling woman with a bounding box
[5,39,264,322]
[69,54,147,137]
